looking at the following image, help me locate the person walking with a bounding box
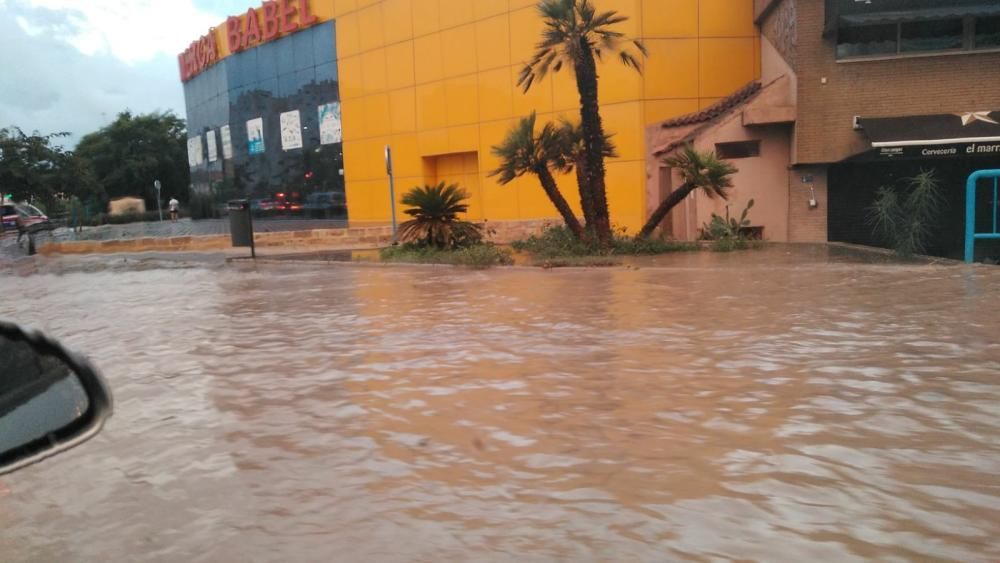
[168,197,180,222]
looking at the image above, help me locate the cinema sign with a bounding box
[178,0,319,82]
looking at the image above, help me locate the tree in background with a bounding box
[639,144,738,239]
[0,127,104,213]
[75,111,190,210]
[518,0,646,246]
[490,113,585,239]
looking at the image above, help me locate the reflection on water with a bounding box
[1,247,998,561]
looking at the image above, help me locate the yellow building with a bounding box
[181,0,760,233]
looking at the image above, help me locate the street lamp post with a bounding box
[154,180,162,221]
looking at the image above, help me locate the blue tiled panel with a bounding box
[293,28,315,71]
[315,61,337,84]
[315,22,335,65]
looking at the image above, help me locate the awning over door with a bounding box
[861,111,1000,148]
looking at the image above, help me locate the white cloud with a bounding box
[11,0,223,65]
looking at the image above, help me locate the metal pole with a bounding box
[154,180,163,221]
[385,145,397,242]
[248,203,256,259]
[388,172,397,242]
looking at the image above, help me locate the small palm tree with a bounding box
[552,119,617,232]
[638,145,738,239]
[518,0,647,246]
[398,182,483,249]
[490,113,585,239]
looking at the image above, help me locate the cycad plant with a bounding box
[398,182,483,249]
[638,144,738,239]
[490,113,585,239]
[518,0,647,246]
[867,169,942,258]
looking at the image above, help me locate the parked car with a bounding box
[250,199,278,211]
[1,203,52,234]
[1,204,17,231]
[303,191,346,218]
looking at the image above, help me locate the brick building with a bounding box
[645,0,1000,259]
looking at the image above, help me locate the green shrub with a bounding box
[398,182,483,249]
[512,225,697,258]
[380,242,513,269]
[711,238,750,252]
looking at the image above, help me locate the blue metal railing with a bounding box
[965,169,1000,263]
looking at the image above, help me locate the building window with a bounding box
[837,24,897,58]
[837,15,1000,60]
[716,140,761,159]
[976,15,1000,49]
[900,19,963,53]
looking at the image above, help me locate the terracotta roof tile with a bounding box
[659,81,762,129]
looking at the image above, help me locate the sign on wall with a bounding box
[247,117,265,155]
[220,125,233,160]
[280,110,303,151]
[206,130,218,162]
[318,102,342,145]
[187,136,203,168]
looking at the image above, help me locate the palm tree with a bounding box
[638,144,738,239]
[489,113,585,239]
[398,182,483,249]
[518,0,646,246]
[552,118,617,233]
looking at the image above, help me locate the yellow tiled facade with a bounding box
[204,0,760,232]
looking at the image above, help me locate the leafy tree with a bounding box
[0,127,65,209]
[398,182,483,249]
[639,144,738,239]
[518,0,646,246]
[489,113,585,239]
[0,127,104,213]
[75,111,190,210]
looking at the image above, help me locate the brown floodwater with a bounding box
[1,246,998,561]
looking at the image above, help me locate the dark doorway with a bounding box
[828,154,1000,259]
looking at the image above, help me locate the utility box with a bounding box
[227,199,255,255]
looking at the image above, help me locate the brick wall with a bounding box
[787,165,828,242]
[791,1,1000,164]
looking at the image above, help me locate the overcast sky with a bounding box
[0,0,252,147]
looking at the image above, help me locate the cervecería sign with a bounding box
[178,0,319,82]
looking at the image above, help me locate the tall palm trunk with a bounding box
[638,182,693,239]
[536,165,585,239]
[573,154,596,232]
[574,39,612,246]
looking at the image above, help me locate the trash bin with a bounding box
[227,199,255,252]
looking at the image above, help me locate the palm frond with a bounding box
[519,0,646,92]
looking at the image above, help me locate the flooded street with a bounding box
[1,247,998,561]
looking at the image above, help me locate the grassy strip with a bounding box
[512,226,698,259]
[380,243,514,269]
